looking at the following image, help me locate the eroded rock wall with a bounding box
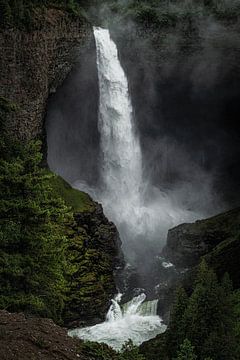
[0,9,93,140]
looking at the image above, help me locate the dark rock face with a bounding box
[155,208,240,322]
[163,208,240,269]
[64,202,124,328]
[0,310,86,360]
[0,9,92,140]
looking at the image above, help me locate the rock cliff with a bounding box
[163,208,240,269]
[162,207,240,289]
[65,203,123,327]
[48,175,124,327]
[0,9,92,140]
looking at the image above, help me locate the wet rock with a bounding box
[64,202,124,327]
[162,208,240,269]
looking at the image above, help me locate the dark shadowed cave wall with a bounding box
[46,35,100,186]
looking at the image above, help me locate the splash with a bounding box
[69,294,166,350]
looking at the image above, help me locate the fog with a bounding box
[46,1,240,273]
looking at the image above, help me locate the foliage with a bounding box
[119,340,145,360]
[78,340,145,360]
[175,339,197,360]
[78,341,119,360]
[104,0,240,29]
[166,286,188,358]
[0,98,117,326]
[160,261,239,360]
[0,132,73,322]
[48,175,95,213]
[63,214,118,325]
[182,261,237,360]
[0,0,87,29]
[139,332,168,360]
[2,0,240,30]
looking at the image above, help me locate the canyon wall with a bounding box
[0,9,93,140]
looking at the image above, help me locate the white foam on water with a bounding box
[69,294,166,350]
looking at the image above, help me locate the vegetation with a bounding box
[0,1,240,359]
[78,340,146,360]
[49,175,95,213]
[2,0,240,30]
[103,0,240,30]
[141,261,240,360]
[175,339,197,360]
[0,138,70,322]
[0,0,88,29]
[0,97,118,326]
[173,261,239,360]
[0,98,72,322]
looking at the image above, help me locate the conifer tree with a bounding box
[175,339,197,360]
[183,260,237,360]
[166,286,189,357]
[0,130,72,322]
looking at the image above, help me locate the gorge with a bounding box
[46,23,235,348]
[0,1,240,359]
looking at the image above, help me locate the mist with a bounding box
[46,0,240,272]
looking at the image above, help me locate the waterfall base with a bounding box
[69,294,166,350]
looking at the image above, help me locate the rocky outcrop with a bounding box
[0,9,93,140]
[163,208,240,269]
[0,310,122,360]
[48,175,124,327]
[0,310,85,360]
[64,203,124,327]
[155,208,240,322]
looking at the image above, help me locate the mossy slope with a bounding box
[49,174,123,326]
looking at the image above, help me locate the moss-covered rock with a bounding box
[158,208,240,324]
[163,208,240,269]
[49,174,123,327]
[48,175,95,213]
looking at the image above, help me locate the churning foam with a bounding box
[69,294,166,350]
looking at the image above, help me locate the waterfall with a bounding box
[76,27,198,264]
[122,294,158,316]
[94,27,143,205]
[68,27,196,350]
[93,26,146,246]
[69,294,166,350]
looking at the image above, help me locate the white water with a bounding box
[74,27,200,262]
[69,294,166,350]
[70,27,201,350]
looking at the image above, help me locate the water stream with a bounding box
[70,27,199,348]
[74,27,199,264]
[69,294,166,350]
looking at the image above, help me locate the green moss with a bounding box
[48,174,95,213]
